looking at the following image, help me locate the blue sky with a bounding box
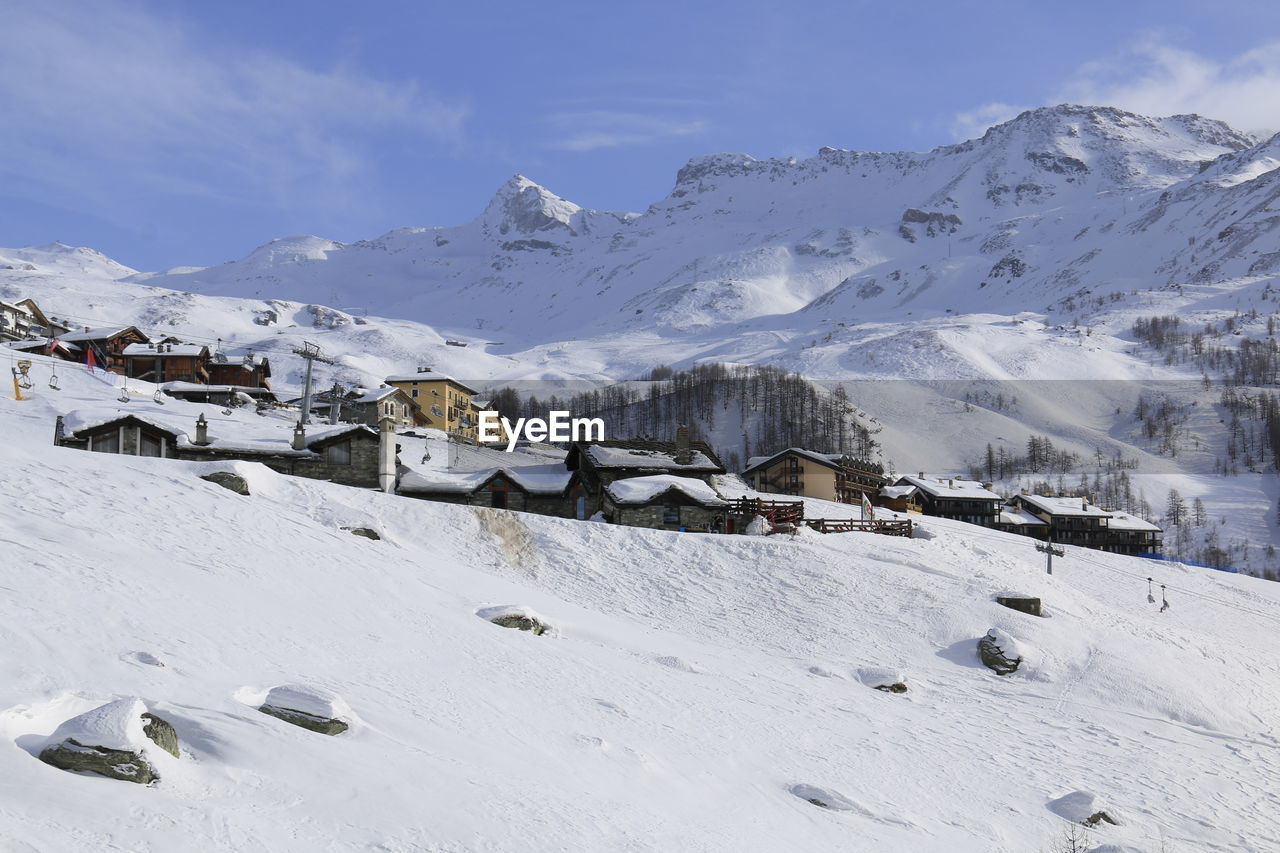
[3,0,1279,271]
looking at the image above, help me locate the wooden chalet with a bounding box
[58,326,150,373]
[894,473,1002,527]
[878,483,923,514]
[741,447,886,504]
[124,341,212,384]
[206,351,273,393]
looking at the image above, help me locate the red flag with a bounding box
[85,347,97,373]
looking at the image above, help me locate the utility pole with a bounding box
[292,341,335,425]
[1036,540,1065,575]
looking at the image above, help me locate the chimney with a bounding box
[948,478,954,488]
[674,424,693,465]
[195,413,209,445]
[918,471,925,479]
[379,416,397,494]
[292,422,307,451]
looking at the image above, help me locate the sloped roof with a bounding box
[1017,494,1111,518]
[896,474,1001,500]
[997,504,1050,527]
[571,439,725,473]
[605,474,727,507]
[398,463,573,495]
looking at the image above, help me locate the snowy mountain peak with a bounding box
[239,235,345,268]
[481,174,583,236]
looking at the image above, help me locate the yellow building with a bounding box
[385,370,480,439]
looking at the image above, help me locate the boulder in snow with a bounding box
[855,667,908,693]
[200,471,250,496]
[978,628,1023,676]
[996,594,1042,617]
[37,698,178,784]
[478,605,554,636]
[258,684,352,736]
[342,526,381,540]
[789,783,860,811]
[1048,790,1122,827]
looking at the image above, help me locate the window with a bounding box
[326,441,352,464]
[139,433,163,457]
[491,488,508,509]
[411,389,418,398]
[90,431,120,453]
[662,504,680,525]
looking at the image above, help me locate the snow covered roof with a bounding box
[742,447,848,475]
[352,386,406,404]
[605,474,727,507]
[385,373,479,394]
[578,440,725,473]
[60,326,142,342]
[398,463,573,495]
[997,504,1050,527]
[4,338,80,353]
[1017,494,1112,518]
[879,484,920,499]
[122,342,209,357]
[1106,511,1162,532]
[63,408,374,456]
[896,474,1001,500]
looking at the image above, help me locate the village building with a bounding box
[295,386,425,428]
[994,503,1051,540]
[398,464,585,517]
[206,351,273,395]
[58,326,150,373]
[0,298,70,342]
[893,474,1002,526]
[123,342,212,384]
[602,474,729,531]
[385,369,480,440]
[878,483,923,514]
[566,430,727,518]
[741,448,886,504]
[57,411,384,489]
[1009,493,1163,555]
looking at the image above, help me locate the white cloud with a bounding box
[949,102,1029,142]
[1055,37,1280,137]
[948,37,1280,142]
[545,111,708,152]
[0,0,467,220]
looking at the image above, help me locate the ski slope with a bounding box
[1,353,1279,851]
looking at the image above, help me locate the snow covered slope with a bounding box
[3,341,1280,850]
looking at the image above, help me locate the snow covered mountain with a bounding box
[106,104,1274,376]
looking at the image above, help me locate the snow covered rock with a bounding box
[258,685,352,736]
[342,526,381,540]
[855,667,909,693]
[995,594,1042,617]
[789,783,860,811]
[201,471,250,496]
[478,605,554,636]
[1048,790,1122,827]
[37,698,177,784]
[978,628,1023,676]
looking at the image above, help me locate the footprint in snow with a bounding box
[655,655,703,674]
